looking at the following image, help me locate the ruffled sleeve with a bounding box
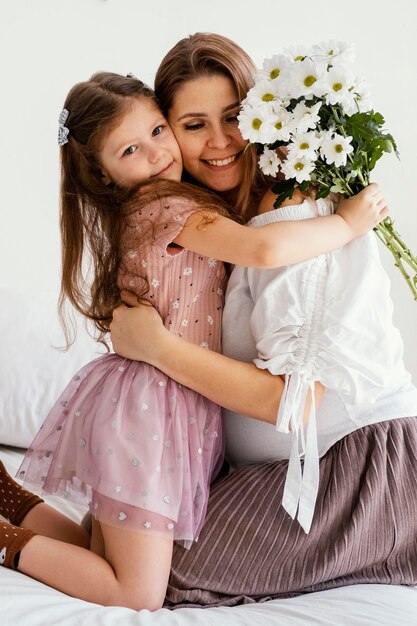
[147,196,201,254]
[246,200,329,533]
[122,195,201,256]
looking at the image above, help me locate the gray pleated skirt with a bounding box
[165,417,417,607]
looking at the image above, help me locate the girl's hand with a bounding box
[110,291,168,362]
[336,183,389,237]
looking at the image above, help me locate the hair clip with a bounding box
[126,72,138,79]
[58,109,70,146]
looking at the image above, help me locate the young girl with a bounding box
[0,72,387,609]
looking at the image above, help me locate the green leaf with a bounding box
[330,179,347,194]
[315,186,332,200]
[271,179,298,208]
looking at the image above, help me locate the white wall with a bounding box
[1,0,416,379]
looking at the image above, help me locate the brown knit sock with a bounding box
[0,460,44,525]
[0,521,35,569]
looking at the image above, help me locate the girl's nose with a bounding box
[207,125,232,150]
[146,144,164,163]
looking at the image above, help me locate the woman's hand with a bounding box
[336,183,389,237]
[110,291,168,362]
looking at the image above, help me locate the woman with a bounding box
[112,32,417,607]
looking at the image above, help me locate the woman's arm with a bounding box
[174,184,388,268]
[110,298,283,425]
[110,295,323,425]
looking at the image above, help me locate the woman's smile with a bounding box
[168,74,247,192]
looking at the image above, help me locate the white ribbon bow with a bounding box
[58,108,70,147]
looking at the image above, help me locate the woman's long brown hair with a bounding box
[154,32,269,219]
[59,72,230,346]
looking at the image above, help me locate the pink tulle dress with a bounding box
[17,196,226,547]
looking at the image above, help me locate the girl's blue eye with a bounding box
[123,145,137,156]
[152,125,163,137]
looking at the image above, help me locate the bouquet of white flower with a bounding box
[238,40,417,301]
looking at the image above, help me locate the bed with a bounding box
[1,284,417,626]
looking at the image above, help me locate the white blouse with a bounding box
[222,197,417,533]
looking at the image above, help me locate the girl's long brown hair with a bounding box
[154,32,269,219]
[59,72,230,346]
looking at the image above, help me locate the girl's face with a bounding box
[167,74,247,192]
[100,98,183,187]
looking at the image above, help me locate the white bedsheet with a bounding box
[1,444,417,626]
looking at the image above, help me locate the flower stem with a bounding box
[374,218,417,300]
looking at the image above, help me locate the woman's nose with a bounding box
[207,125,231,150]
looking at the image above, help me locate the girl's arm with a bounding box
[174,183,388,268]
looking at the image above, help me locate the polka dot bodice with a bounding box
[118,195,227,352]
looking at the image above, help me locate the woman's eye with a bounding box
[184,123,204,131]
[123,145,137,156]
[152,125,163,137]
[226,114,239,123]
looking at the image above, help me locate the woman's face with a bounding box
[167,74,247,192]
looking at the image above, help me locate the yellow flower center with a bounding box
[252,118,262,131]
[327,49,334,56]
[300,142,309,150]
[332,82,343,92]
[270,68,280,79]
[275,121,283,130]
[294,55,304,61]
[335,144,343,153]
[294,162,304,171]
[304,75,317,87]
[262,93,275,102]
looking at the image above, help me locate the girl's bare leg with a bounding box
[17,522,173,610]
[21,503,90,548]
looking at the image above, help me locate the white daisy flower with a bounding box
[172,300,180,309]
[281,155,315,183]
[312,40,355,66]
[340,91,358,116]
[260,54,292,81]
[181,319,189,327]
[289,58,327,99]
[183,267,192,276]
[320,132,354,167]
[283,44,310,63]
[262,105,294,142]
[291,101,322,133]
[238,102,276,143]
[347,77,372,114]
[324,66,355,105]
[151,278,159,288]
[259,148,282,176]
[200,342,209,349]
[287,131,321,160]
[208,258,217,268]
[207,315,214,325]
[245,79,281,107]
[141,259,148,268]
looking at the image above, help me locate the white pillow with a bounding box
[0,285,106,448]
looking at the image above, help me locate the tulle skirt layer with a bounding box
[17,354,223,546]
